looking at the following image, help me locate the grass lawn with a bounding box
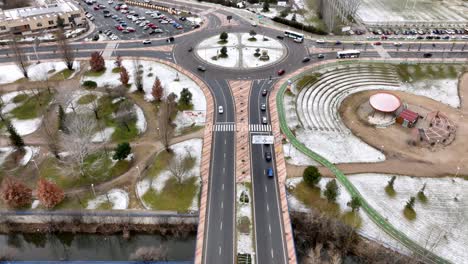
[12,93,29,103]
[178,125,204,136]
[50,69,75,81]
[396,64,463,82]
[77,94,97,105]
[112,67,121,73]
[146,150,174,179]
[295,73,321,91]
[39,153,131,189]
[10,91,53,120]
[142,177,198,212]
[84,68,106,77]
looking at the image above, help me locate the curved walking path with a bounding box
[271,58,466,264]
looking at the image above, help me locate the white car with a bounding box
[145,11,153,14]
[315,39,325,44]
[218,106,224,114]
[142,39,151,44]
[393,42,402,46]
[160,20,168,24]
[107,0,113,4]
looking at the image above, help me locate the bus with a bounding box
[284,30,304,43]
[336,50,360,59]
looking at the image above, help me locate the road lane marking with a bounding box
[219,246,222,255]
[269,224,271,233]
[220,221,223,230]
[221,201,223,209]
[265,185,267,192]
[222,184,224,190]
[267,204,269,212]
[271,249,274,259]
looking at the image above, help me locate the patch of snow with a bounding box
[240,34,283,48]
[197,34,239,49]
[10,118,43,136]
[91,127,115,143]
[134,105,147,134]
[283,143,319,166]
[151,170,173,193]
[28,61,78,81]
[399,79,460,108]
[58,152,71,158]
[255,7,279,19]
[187,16,202,25]
[0,65,26,84]
[81,60,206,113]
[31,200,40,209]
[242,46,285,68]
[86,189,129,210]
[236,183,254,256]
[65,90,102,114]
[136,178,151,200]
[173,110,206,134]
[112,97,125,104]
[196,47,240,68]
[20,146,40,166]
[295,128,385,164]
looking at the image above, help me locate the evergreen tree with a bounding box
[219,32,228,42]
[291,13,297,22]
[152,77,164,102]
[262,0,270,12]
[324,179,339,202]
[220,46,228,57]
[56,16,65,28]
[113,142,132,160]
[405,196,416,210]
[179,88,193,107]
[303,165,321,186]
[348,196,361,212]
[7,122,24,150]
[58,104,67,133]
[249,30,257,38]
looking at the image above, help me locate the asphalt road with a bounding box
[249,79,287,264]
[202,79,236,264]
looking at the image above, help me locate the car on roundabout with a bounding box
[277,69,285,76]
[302,57,311,63]
[197,65,206,72]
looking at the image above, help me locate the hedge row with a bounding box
[272,16,327,35]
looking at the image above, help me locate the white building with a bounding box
[0,0,85,36]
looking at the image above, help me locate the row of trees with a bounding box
[9,25,75,80]
[302,165,361,212]
[0,177,64,209]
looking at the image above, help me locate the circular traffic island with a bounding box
[195,32,287,69]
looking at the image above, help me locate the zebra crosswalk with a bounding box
[211,123,272,132]
[212,123,236,132]
[249,124,271,132]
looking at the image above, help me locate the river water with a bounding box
[0,233,195,261]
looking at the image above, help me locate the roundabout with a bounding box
[194,32,287,69]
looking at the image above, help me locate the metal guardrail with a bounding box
[276,59,464,264]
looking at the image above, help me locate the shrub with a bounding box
[82,80,97,88]
[36,178,65,208]
[113,142,132,160]
[303,166,321,186]
[0,177,32,208]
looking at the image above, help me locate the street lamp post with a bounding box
[91,183,96,197]
[136,165,141,180]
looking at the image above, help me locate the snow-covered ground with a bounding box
[236,184,255,259]
[137,139,203,210]
[285,66,461,165]
[254,7,279,19]
[65,90,102,114]
[86,189,129,210]
[0,61,79,84]
[287,174,468,264]
[81,60,207,114]
[196,33,286,69]
[19,146,40,166]
[356,0,467,24]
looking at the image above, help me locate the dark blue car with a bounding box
[267,168,274,178]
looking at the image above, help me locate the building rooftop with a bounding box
[0,0,79,21]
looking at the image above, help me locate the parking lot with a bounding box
[80,0,200,41]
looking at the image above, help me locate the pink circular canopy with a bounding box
[369,92,401,113]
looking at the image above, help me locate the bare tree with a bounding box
[61,113,98,176]
[345,0,362,17]
[168,155,190,183]
[42,103,61,159]
[87,98,101,120]
[115,100,136,132]
[56,28,75,70]
[8,37,29,78]
[132,59,143,92]
[158,94,177,152]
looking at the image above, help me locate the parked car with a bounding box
[276,35,284,40]
[277,69,285,75]
[302,57,310,63]
[317,54,324,59]
[316,39,325,44]
[373,41,382,45]
[127,27,135,32]
[423,53,432,58]
[142,39,151,45]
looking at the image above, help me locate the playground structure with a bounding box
[411,111,456,149]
